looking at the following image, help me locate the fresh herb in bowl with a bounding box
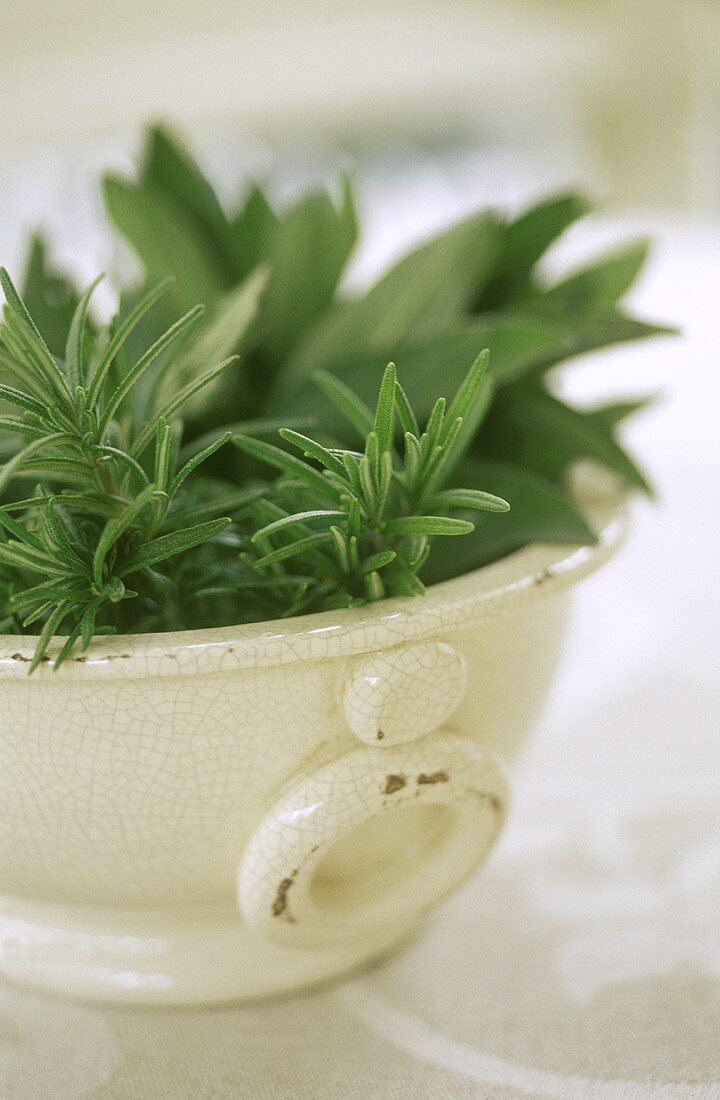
[0,125,670,669]
[0,269,507,669]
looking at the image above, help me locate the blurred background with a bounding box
[0,0,719,206]
[1,0,719,264]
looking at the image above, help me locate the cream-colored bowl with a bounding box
[0,472,627,1005]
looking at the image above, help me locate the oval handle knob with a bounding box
[237,731,507,949]
[343,642,467,745]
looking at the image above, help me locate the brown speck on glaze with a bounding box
[272,875,297,920]
[384,774,407,795]
[417,771,449,785]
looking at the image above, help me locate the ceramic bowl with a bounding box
[0,470,627,1004]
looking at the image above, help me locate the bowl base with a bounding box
[0,894,415,1006]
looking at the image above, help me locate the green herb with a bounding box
[0,268,506,669]
[0,269,248,669]
[232,355,508,614]
[0,125,671,668]
[97,127,667,546]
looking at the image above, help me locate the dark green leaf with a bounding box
[103,175,228,319]
[423,458,596,582]
[20,235,80,358]
[260,182,358,364]
[144,125,240,280]
[231,184,280,279]
[285,209,502,380]
[477,192,590,309]
[272,321,567,429]
[535,239,650,311]
[585,396,655,431]
[475,387,652,493]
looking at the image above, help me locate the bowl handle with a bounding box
[237,729,508,948]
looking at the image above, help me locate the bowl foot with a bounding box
[0,894,415,1006]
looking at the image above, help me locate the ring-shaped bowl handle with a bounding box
[237,731,508,948]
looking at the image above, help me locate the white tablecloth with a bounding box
[0,216,718,1099]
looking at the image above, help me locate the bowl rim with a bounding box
[0,469,629,680]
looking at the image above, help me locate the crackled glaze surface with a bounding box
[238,731,507,947]
[0,472,627,1003]
[342,642,467,745]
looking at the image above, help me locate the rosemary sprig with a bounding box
[0,270,244,669]
[0,268,508,670]
[233,355,508,612]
